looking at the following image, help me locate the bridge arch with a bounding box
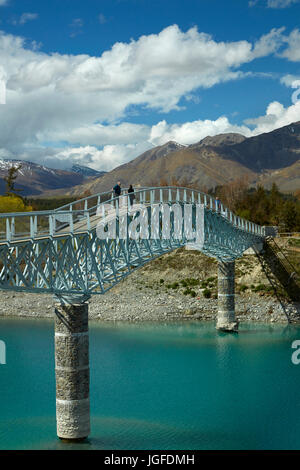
[0,186,264,297]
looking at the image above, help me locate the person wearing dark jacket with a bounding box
[128,184,135,206]
[112,181,121,198]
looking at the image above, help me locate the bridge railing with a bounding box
[0,186,265,242]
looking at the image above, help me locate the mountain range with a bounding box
[0,160,105,196]
[2,121,300,197]
[55,121,300,196]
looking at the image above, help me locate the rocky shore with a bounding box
[0,291,300,323]
[0,243,299,325]
[0,271,299,325]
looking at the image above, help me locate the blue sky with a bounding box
[0,0,300,171]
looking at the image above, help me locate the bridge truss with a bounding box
[0,186,265,298]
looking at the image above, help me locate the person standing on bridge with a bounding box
[113,181,122,199]
[128,185,135,206]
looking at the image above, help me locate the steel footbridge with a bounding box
[0,186,265,299]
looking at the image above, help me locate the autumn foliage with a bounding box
[0,195,33,213]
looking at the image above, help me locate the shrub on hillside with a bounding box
[0,196,33,213]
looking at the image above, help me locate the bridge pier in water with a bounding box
[54,294,91,441]
[216,261,239,333]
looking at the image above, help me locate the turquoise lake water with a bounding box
[1,317,300,450]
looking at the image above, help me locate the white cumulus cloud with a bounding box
[244,100,300,133]
[279,29,300,61]
[0,25,297,171]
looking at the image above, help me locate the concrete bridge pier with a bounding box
[54,294,91,441]
[216,260,239,333]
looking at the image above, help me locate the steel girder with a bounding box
[0,192,265,296]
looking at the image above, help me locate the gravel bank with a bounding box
[0,280,299,325]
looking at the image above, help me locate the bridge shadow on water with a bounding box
[255,237,300,322]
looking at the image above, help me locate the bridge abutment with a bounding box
[216,261,239,333]
[54,295,91,441]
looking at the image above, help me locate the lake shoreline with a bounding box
[0,288,299,325]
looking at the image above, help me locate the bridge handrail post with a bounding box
[11,217,15,239]
[30,215,37,238]
[6,218,10,241]
[115,197,119,218]
[150,190,154,204]
[49,214,54,236]
[159,189,163,203]
[86,210,90,231]
[69,211,74,233]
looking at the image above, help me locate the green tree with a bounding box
[3,164,23,197]
[281,201,300,232]
[269,183,282,224]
